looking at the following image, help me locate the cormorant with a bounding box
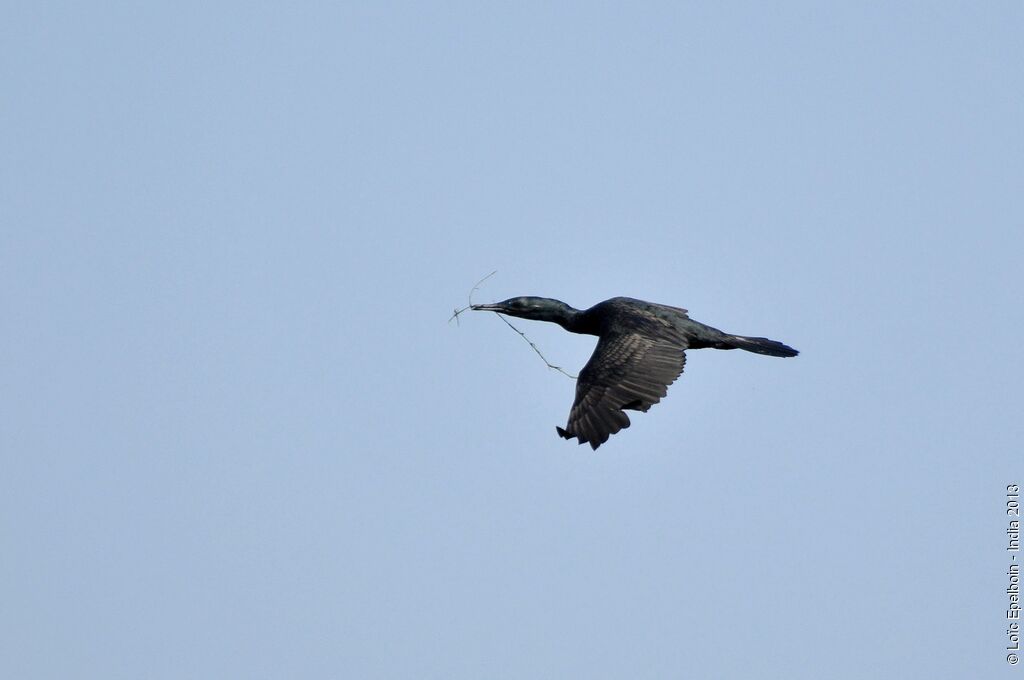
[472,296,798,450]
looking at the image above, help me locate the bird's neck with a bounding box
[541,302,594,335]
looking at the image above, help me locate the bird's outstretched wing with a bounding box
[556,329,688,450]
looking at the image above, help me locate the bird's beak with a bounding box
[471,303,504,312]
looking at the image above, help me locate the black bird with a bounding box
[472,296,798,450]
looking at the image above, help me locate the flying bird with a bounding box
[472,296,798,450]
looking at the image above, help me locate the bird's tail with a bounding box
[723,334,799,358]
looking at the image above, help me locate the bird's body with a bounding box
[472,296,798,450]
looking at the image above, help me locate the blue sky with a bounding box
[2,2,1022,678]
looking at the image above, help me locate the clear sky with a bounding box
[3,2,1022,678]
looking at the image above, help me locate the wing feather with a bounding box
[558,328,688,449]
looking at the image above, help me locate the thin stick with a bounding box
[448,270,497,325]
[449,271,576,380]
[496,314,578,380]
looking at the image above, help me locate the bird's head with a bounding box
[471,296,576,324]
